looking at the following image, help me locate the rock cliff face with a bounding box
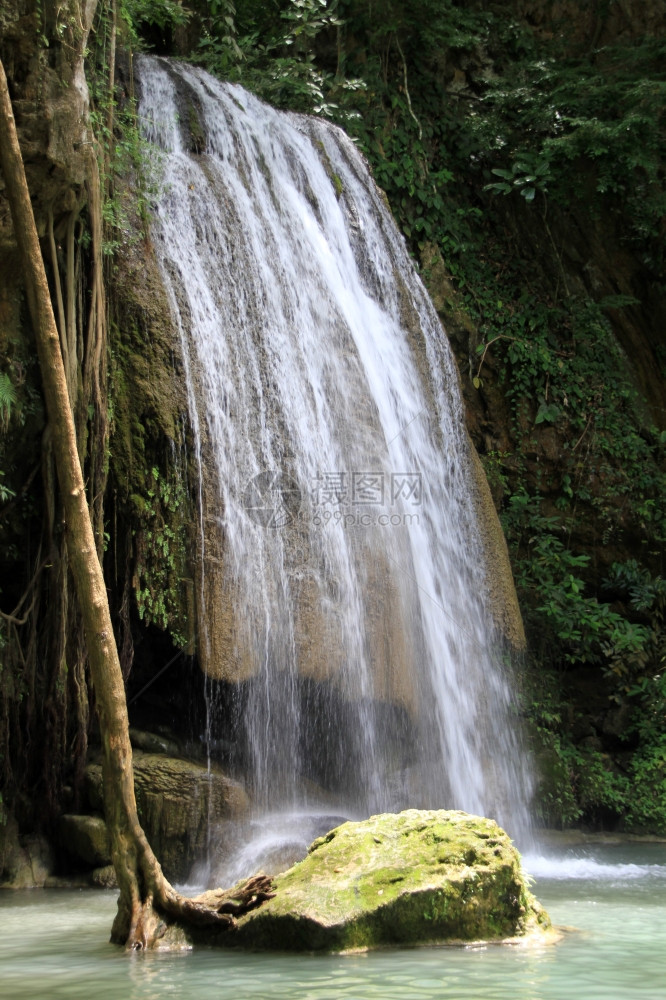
[516,0,666,47]
[0,0,97,252]
[85,751,249,881]
[428,197,666,550]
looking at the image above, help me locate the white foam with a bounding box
[523,853,666,882]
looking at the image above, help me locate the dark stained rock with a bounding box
[85,751,249,881]
[0,815,54,889]
[58,814,111,868]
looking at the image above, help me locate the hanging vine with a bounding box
[0,0,114,831]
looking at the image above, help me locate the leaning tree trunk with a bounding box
[0,58,271,949]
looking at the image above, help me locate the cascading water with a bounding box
[137,55,531,862]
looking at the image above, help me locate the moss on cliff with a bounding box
[108,219,195,650]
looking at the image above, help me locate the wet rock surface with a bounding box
[85,750,249,881]
[184,810,551,952]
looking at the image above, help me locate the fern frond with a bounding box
[0,372,17,428]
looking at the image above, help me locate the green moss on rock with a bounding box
[223,809,550,952]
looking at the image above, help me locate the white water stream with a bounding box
[137,56,530,840]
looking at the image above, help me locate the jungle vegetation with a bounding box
[0,0,664,853]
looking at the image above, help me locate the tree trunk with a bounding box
[0,58,269,949]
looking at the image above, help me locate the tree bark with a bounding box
[0,58,266,949]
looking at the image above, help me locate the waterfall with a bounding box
[137,56,531,853]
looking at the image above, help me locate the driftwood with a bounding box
[195,874,277,918]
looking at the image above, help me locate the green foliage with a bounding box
[517,541,666,828]
[479,37,666,270]
[133,466,190,647]
[625,737,666,833]
[0,373,17,432]
[602,563,666,832]
[531,681,666,833]
[121,0,191,37]
[503,496,651,673]
[196,0,242,74]
[468,283,666,567]
[479,450,509,501]
[525,680,627,828]
[194,0,359,117]
[485,154,551,203]
[0,473,15,505]
[87,0,165,248]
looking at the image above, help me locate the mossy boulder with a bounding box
[85,751,248,881]
[200,809,550,952]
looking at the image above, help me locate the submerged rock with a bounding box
[193,809,550,952]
